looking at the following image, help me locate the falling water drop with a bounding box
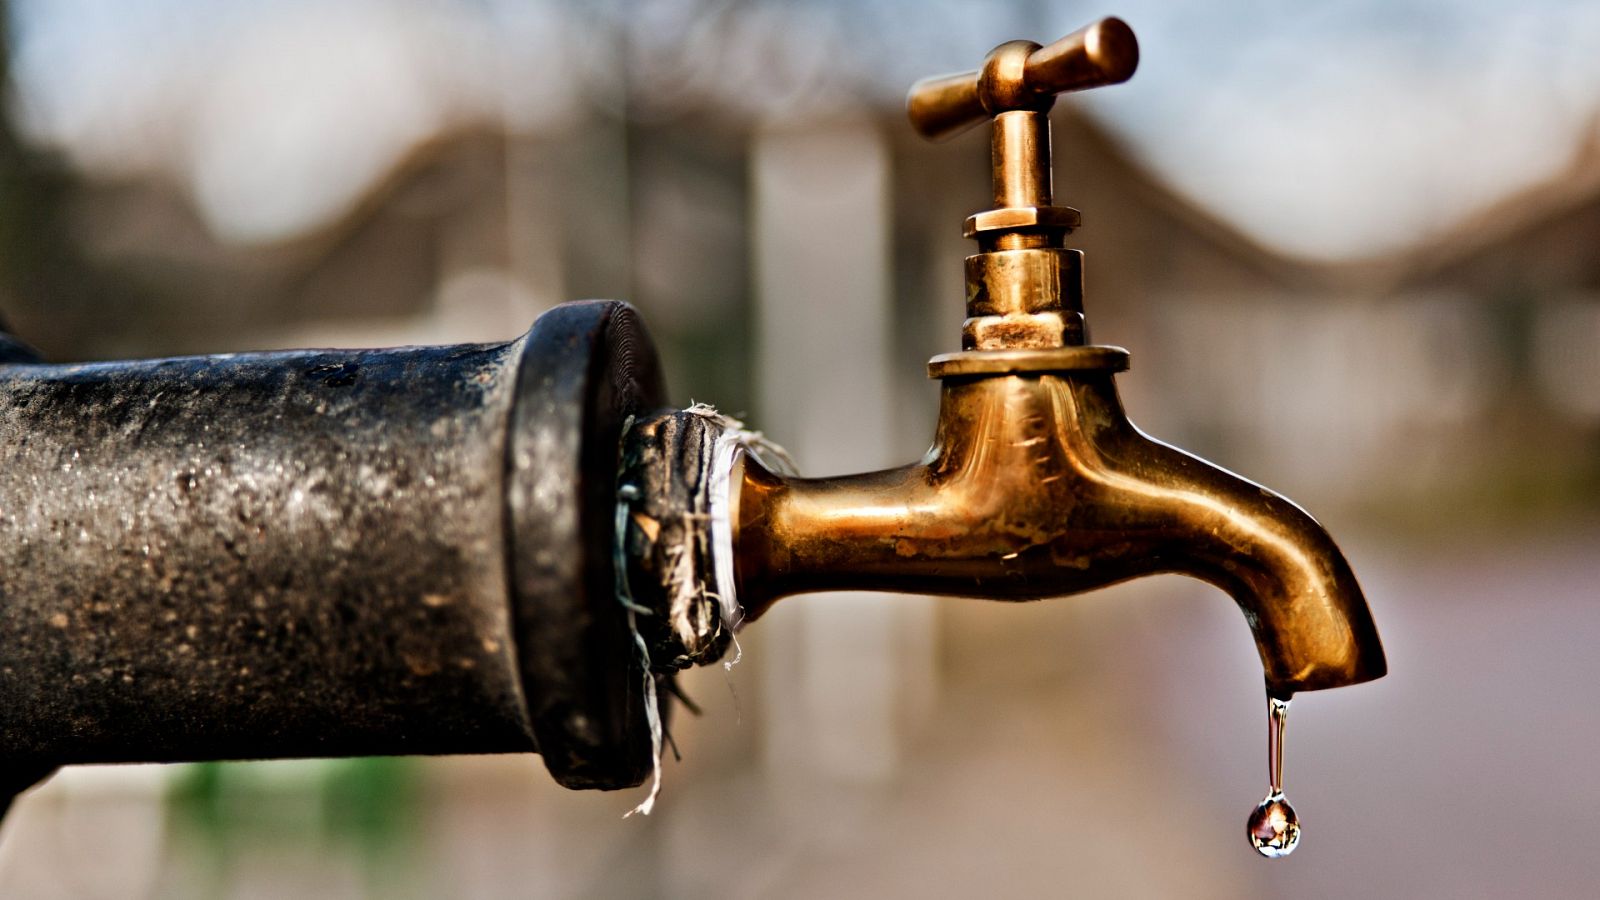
[1247,792,1300,858]
[1246,694,1301,858]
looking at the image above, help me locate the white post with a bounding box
[751,121,936,787]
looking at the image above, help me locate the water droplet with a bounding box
[1248,792,1301,857]
[1247,693,1301,858]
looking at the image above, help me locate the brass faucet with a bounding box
[730,19,1386,698]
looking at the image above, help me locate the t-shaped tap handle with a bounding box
[906,18,1139,142]
[897,18,1141,353]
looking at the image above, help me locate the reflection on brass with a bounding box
[735,18,1386,697]
[963,204,1080,239]
[926,346,1128,378]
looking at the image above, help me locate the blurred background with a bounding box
[0,0,1597,897]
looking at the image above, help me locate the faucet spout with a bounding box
[733,370,1386,696]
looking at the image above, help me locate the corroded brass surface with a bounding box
[729,17,1387,697]
[734,372,1386,696]
[962,248,1084,348]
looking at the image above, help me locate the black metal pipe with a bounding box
[0,300,665,797]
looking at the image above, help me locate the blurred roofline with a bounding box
[1374,117,1600,293]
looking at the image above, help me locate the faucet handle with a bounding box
[907,18,1139,141]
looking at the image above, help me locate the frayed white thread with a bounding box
[721,630,743,724]
[614,427,663,819]
[683,403,795,643]
[662,535,704,664]
[702,415,746,631]
[612,406,794,818]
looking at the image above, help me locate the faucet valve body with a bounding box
[963,105,1086,351]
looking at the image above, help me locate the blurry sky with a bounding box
[9,0,1600,257]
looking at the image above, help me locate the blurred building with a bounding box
[8,103,1598,516]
